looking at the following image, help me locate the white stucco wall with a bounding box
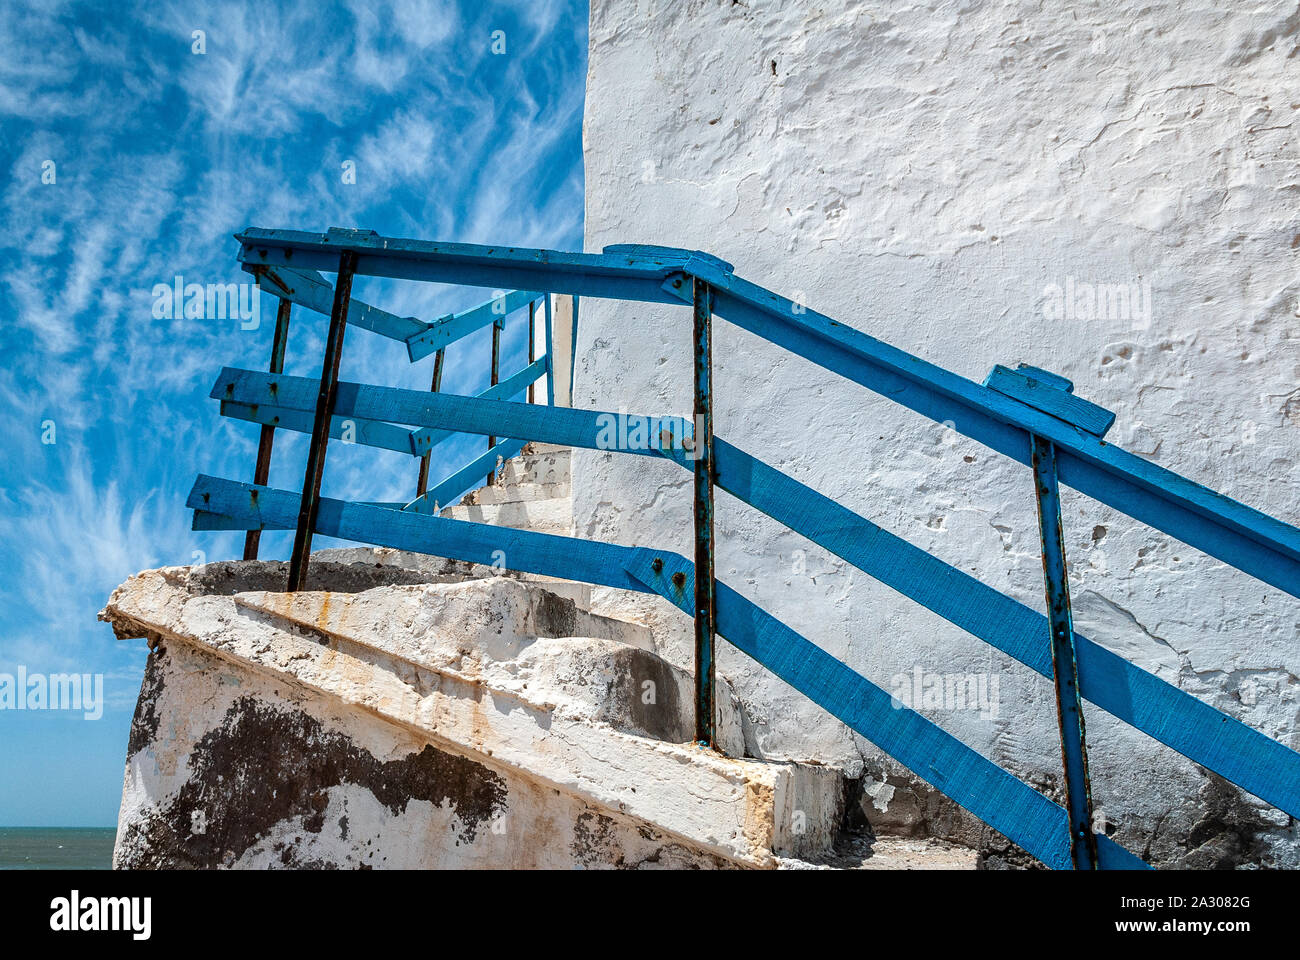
[578,0,1299,864]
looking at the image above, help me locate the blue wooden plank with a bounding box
[1014,364,1073,393]
[403,438,526,515]
[407,358,548,456]
[406,289,544,362]
[220,400,417,455]
[190,474,655,593]
[236,228,690,305]
[187,473,1146,870]
[211,367,696,461]
[252,264,428,343]
[985,364,1115,438]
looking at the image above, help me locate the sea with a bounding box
[0,828,117,870]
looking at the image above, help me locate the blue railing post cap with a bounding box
[1013,364,1074,394]
[984,364,1115,438]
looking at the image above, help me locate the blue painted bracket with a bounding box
[604,244,735,275]
[985,364,1115,438]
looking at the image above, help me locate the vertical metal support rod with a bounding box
[487,314,503,485]
[1031,435,1098,869]
[543,293,555,407]
[415,348,445,498]
[692,278,717,748]
[527,300,536,404]
[287,250,357,592]
[243,296,292,560]
[568,295,580,404]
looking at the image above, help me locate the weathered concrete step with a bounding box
[460,480,571,506]
[146,550,612,645]
[441,497,574,536]
[100,569,844,869]
[498,447,571,487]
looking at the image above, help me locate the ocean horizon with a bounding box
[0,828,117,870]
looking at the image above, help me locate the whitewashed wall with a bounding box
[577,0,1299,865]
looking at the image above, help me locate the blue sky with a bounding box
[0,0,588,826]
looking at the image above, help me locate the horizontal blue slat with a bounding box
[252,264,428,343]
[187,473,1146,870]
[984,364,1115,438]
[192,509,260,531]
[220,400,416,455]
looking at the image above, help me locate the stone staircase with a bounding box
[440,442,575,536]
[101,442,977,870]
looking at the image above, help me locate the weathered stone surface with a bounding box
[102,565,851,868]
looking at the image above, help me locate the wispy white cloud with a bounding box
[0,0,588,822]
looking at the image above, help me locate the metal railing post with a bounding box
[692,277,717,748]
[415,348,445,498]
[243,296,291,560]
[527,300,536,404]
[487,311,503,485]
[543,293,555,406]
[287,250,357,591]
[1031,435,1098,869]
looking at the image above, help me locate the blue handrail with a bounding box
[193,226,1300,869]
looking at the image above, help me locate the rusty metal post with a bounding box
[243,297,292,560]
[415,348,445,498]
[692,277,716,748]
[287,250,356,592]
[1031,435,1098,869]
[487,312,503,485]
[527,300,536,404]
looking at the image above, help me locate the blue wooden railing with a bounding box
[230,229,555,569]
[192,226,1300,870]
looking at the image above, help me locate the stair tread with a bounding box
[460,480,571,506]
